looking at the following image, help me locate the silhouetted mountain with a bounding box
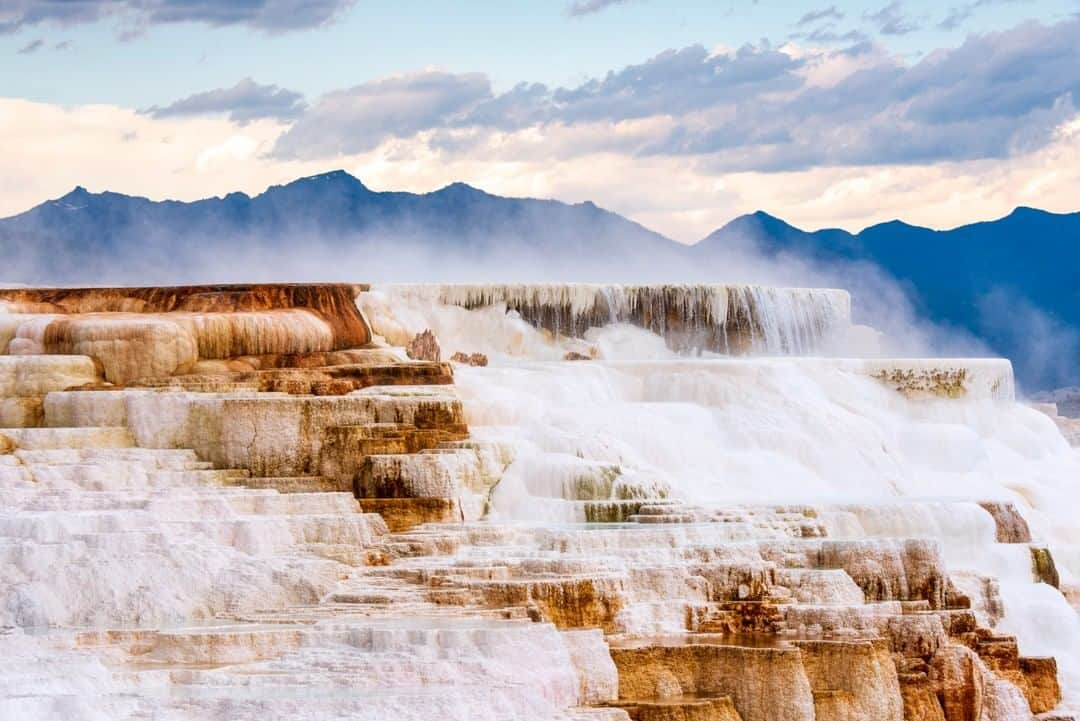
[697,207,1080,390]
[2,170,1079,389]
[0,170,675,281]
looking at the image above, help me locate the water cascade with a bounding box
[365,284,852,356]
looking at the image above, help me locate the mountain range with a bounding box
[2,169,1078,391]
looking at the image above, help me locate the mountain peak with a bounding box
[702,209,797,243]
[861,218,934,235]
[61,185,91,200]
[434,181,486,197]
[48,185,94,210]
[290,169,367,190]
[1008,206,1048,219]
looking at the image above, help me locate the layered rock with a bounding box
[0,283,371,342]
[1,282,1076,721]
[406,329,441,361]
[0,284,372,385]
[361,284,852,356]
[359,500,1063,721]
[0,355,102,426]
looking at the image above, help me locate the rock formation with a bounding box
[0,282,1076,721]
[0,284,372,385]
[363,284,852,356]
[406,329,441,362]
[451,351,489,366]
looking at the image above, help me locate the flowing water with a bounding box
[362,283,1080,713]
[2,282,1079,720]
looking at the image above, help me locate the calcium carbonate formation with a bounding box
[0,282,1078,721]
[372,284,851,355]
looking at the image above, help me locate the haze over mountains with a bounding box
[2,170,1078,392]
[0,170,676,281]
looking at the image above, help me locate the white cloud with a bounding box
[246,19,1080,179]
[195,134,262,172]
[0,98,320,214]
[274,71,491,158]
[1,95,1078,243]
[143,78,307,124]
[0,0,356,34]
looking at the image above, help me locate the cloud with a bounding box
[467,44,803,131]
[548,45,804,123]
[0,98,313,222]
[273,71,492,158]
[16,38,42,53]
[938,0,1026,31]
[270,44,806,161]
[3,17,1080,247]
[271,20,1080,175]
[567,0,637,17]
[2,94,1080,246]
[939,5,975,30]
[865,1,921,35]
[0,0,355,35]
[792,27,870,44]
[595,21,1080,170]
[14,35,71,52]
[895,22,1079,127]
[716,21,1080,169]
[796,6,844,26]
[143,78,307,124]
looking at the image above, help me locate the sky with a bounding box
[2,0,1079,240]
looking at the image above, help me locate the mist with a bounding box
[2,218,988,357]
[0,181,1061,391]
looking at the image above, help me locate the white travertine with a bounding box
[1,283,1075,721]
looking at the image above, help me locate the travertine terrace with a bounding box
[1,282,1078,721]
[370,284,852,355]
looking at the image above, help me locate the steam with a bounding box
[977,288,1080,397]
[0,208,1004,374]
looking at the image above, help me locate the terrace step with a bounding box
[0,426,135,450]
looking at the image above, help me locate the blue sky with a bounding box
[4,0,1075,108]
[2,0,1079,238]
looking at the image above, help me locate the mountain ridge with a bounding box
[20,170,1079,240]
[3,169,1080,390]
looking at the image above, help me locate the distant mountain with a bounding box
[0,170,676,284]
[696,208,1080,391]
[3,170,1079,390]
